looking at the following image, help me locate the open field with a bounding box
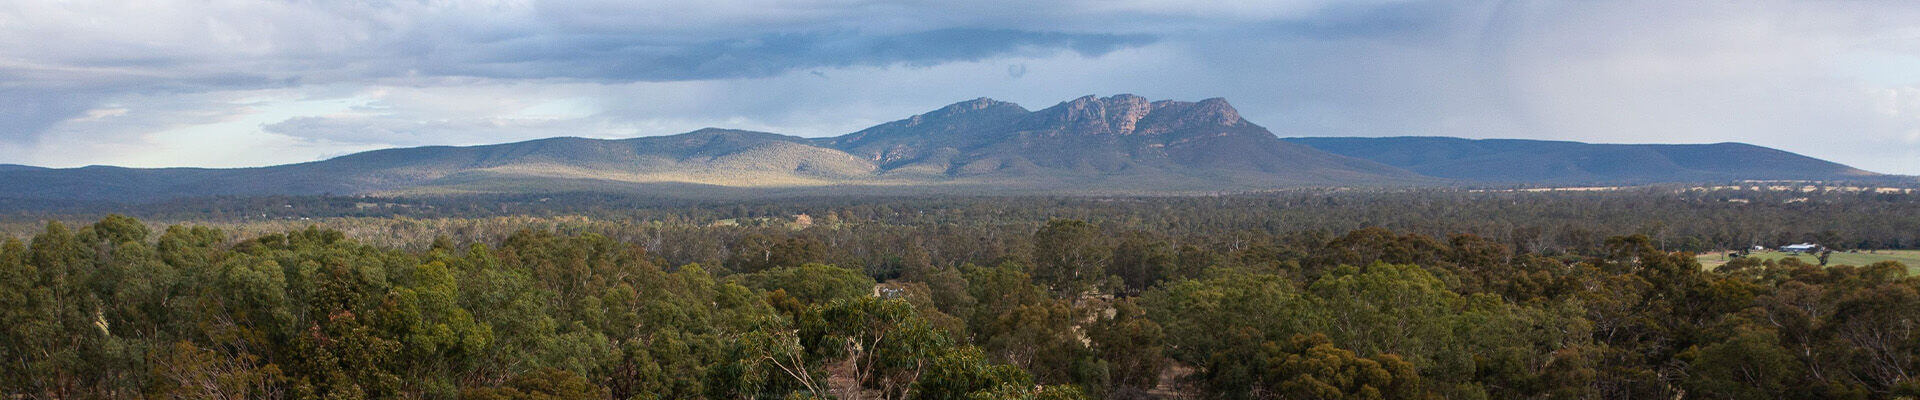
[1697,249,1920,271]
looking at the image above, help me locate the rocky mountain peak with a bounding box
[1034,94,1247,136]
[1191,97,1240,124]
[1130,97,1245,135]
[1041,94,1156,135]
[929,97,1024,117]
[893,97,1027,129]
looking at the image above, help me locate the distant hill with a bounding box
[1283,136,1881,185]
[0,96,1424,202]
[0,98,1891,203]
[0,129,873,201]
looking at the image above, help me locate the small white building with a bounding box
[1782,243,1820,253]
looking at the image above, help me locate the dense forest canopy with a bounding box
[7,188,1919,258]
[4,187,1920,399]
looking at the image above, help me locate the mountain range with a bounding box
[0,95,1891,202]
[1282,137,1881,185]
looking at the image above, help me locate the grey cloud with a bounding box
[4,0,1166,86]
[0,90,100,144]
[425,28,1155,81]
[1257,0,1452,40]
[0,0,1163,143]
[0,74,285,143]
[6,0,1920,174]
[263,115,624,148]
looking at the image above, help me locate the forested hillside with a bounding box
[1285,137,1882,184]
[5,189,1920,398]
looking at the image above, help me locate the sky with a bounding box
[3,0,1919,174]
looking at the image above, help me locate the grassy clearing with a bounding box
[1697,249,1920,272]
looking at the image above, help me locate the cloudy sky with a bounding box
[4,0,1919,174]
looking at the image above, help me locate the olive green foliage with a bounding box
[1085,299,1166,396]
[964,383,1088,400]
[462,369,606,400]
[1032,219,1111,296]
[1109,232,1177,295]
[738,263,877,305]
[6,209,1920,400]
[726,234,828,274]
[960,263,1108,392]
[1259,334,1424,400]
[912,347,1033,400]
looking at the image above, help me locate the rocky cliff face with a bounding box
[1018,94,1244,137]
[814,94,1416,183]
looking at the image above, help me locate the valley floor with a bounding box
[1696,249,1920,271]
